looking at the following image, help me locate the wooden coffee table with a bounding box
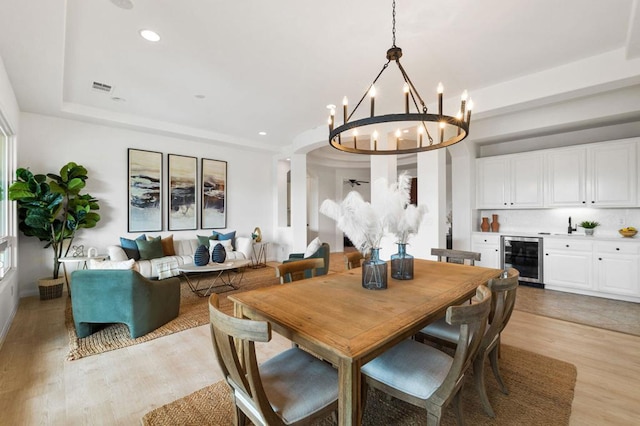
[178,259,251,297]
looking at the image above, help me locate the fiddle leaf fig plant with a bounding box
[8,162,101,279]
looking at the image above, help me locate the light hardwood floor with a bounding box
[1,290,639,425]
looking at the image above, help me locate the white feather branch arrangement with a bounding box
[320,172,428,254]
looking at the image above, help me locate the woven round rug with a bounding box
[141,345,576,425]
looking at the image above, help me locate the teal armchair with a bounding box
[284,242,330,278]
[70,269,181,338]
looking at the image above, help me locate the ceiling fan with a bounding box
[345,179,369,188]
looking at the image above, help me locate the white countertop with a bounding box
[472,231,640,243]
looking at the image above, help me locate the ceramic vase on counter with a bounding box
[481,217,490,232]
[491,214,500,232]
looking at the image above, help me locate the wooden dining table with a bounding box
[229,259,502,425]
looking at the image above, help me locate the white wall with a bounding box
[16,113,275,296]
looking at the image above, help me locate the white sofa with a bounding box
[106,236,253,279]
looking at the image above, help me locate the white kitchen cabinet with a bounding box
[476,153,544,209]
[543,238,593,291]
[545,140,637,207]
[471,234,501,269]
[594,242,640,297]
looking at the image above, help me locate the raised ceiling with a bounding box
[0,0,639,157]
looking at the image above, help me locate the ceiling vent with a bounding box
[91,81,113,94]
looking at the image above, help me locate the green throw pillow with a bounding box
[136,236,164,260]
[197,234,218,248]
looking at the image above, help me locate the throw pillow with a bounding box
[197,234,218,249]
[211,243,227,263]
[88,259,136,270]
[120,234,147,260]
[218,239,233,253]
[136,236,164,260]
[212,230,236,249]
[161,234,176,256]
[304,237,322,258]
[194,244,210,266]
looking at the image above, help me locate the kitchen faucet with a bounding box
[568,216,577,234]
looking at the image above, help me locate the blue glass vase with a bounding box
[362,248,387,290]
[391,243,414,280]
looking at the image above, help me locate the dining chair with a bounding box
[208,294,339,426]
[417,268,519,418]
[431,248,481,265]
[344,251,364,270]
[361,285,492,426]
[275,258,325,284]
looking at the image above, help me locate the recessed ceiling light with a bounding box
[139,29,160,42]
[111,96,126,102]
[194,94,206,99]
[258,131,267,136]
[110,0,133,10]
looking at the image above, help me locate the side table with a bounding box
[59,255,108,295]
[251,241,269,268]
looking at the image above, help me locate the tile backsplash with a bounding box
[478,208,640,237]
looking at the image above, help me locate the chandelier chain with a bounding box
[391,0,396,47]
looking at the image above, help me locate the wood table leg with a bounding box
[338,357,361,425]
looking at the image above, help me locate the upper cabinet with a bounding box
[476,153,544,209]
[478,139,638,209]
[546,141,637,207]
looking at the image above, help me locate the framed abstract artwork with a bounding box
[201,158,227,229]
[128,148,163,232]
[168,154,197,231]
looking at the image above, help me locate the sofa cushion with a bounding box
[88,258,137,270]
[304,237,322,258]
[161,234,176,256]
[120,234,146,260]
[197,234,218,248]
[212,230,236,249]
[137,236,164,260]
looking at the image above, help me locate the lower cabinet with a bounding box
[543,239,593,291]
[471,234,501,269]
[594,242,640,297]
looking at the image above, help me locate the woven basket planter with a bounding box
[38,277,65,300]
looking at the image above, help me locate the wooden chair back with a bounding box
[208,294,285,425]
[432,285,492,405]
[431,248,481,266]
[275,257,325,284]
[344,251,364,270]
[483,268,519,352]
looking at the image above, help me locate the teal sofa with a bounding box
[284,242,330,278]
[70,269,181,338]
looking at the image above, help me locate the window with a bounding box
[0,125,11,278]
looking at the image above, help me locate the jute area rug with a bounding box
[141,345,576,426]
[65,265,280,361]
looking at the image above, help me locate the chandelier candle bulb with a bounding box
[342,96,348,123]
[456,111,463,136]
[353,129,358,148]
[369,86,376,117]
[439,122,445,143]
[466,99,473,124]
[437,82,444,116]
[403,83,410,113]
[373,130,379,150]
[460,90,468,118]
[395,129,401,146]
[418,126,424,147]
[328,117,333,132]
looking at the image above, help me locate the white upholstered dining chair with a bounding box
[208,294,338,425]
[361,285,492,426]
[417,268,519,417]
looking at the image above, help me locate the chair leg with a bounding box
[489,345,509,395]
[451,390,466,426]
[473,353,496,418]
[233,405,248,426]
[426,409,443,426]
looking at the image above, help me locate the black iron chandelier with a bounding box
[327,0,472,155]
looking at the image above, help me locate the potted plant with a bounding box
[579,220,600,236]
[8,162,101,299]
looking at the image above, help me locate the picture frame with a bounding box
[201,158,227,229]
[128,148,163,232]
[168,154,197,231]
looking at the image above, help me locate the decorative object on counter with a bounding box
[71,245,84,257]
[619,227,637,238]
[251,227,262,242]
[320,172,426,288]
[579,220,600,236]
[481,217,490,232]
[491,214,500,232]
[391,243,413,280]
[362,248,387,289]
[193,244,210,266]
[211,243,227,263]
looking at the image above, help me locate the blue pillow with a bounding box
[212,230,236,250]
[120,234,146,260]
